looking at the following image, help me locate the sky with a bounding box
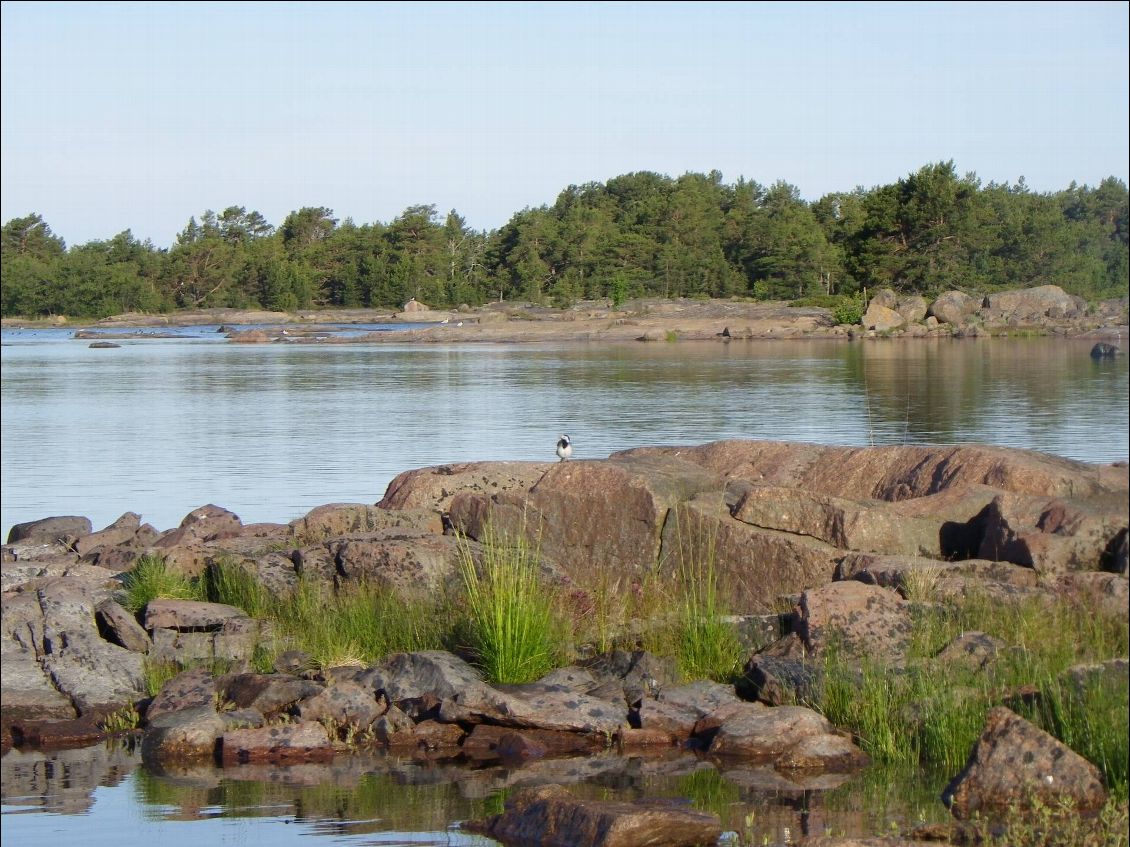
[1,1,1127,248]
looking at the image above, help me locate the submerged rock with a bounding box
[466,782,723,847]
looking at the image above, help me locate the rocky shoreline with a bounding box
[2,438,1127,845]
[4,284,1128,346]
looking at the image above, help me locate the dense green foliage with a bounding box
[3,162,1127,318]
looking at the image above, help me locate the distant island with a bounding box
[2,161,1127,322]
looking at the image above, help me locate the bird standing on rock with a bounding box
[556,435,573,461]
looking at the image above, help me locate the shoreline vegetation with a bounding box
[2,163,1127,324]
[2,287,1128,346]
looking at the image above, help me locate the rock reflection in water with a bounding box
[2,740,952,844]
[1,739,139,815]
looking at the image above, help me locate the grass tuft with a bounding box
[457,521,565,683]
[120,554,204,613]
[201,558,271,617]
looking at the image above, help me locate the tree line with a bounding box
[2,161,1127,319]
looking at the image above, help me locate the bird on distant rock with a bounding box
[556,434,573,461]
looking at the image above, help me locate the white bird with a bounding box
[556,434,573,461]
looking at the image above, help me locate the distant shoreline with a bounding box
[2,295,1127,344]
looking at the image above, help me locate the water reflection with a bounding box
[1,336,1126,537]
[1,741,949,846]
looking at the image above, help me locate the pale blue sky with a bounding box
[2,1,1127,248]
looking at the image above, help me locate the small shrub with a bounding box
[609,274,629,309]
[664,329,679,343]
[832,293,866,325]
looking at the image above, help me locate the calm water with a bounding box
[1,740,951,847]
[2,331,1127,538]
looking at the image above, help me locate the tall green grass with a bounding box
[202,558,271,618]
[457,522,565,683]
[673,531,743,683]
[266,577,448,670]
[120,554,205,612]
[812,587,1130,796]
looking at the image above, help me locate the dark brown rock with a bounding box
[379,461,553,513]
[977,492,1128,573]
[95,598,151,653]
[153,504,242,548]
[451,455,726,589]
[462,724,603,760]
[774,732,870,770]
[439,682,629,735]
[293,545,338,582]
[145,666,218,723]
[934,631,1006,672]
[661,495,841,612]
[634,698,700,741]
[411,719,465,749]
[795,581,912,664]
[141,704,226,762]
[220,721,333,765]
[655,680,742,717]
[942,706,1107,819]
[708,704,837,758]
[738,655,823,706]
[295,680,382,729]
[6,714,107,749]
[357,650,485,704]
[373,703,415,745]
[292,503,442,540]
[730,485,945,556]
[6,516,92,545]
[332,532,464,592]
[467,783,723,847]
[73,513,142,557]
[219,673,324,716]
[616,441,1112,502]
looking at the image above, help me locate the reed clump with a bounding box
[456,522,566,684]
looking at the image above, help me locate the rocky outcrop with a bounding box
[2,575,146,730]
[380,462,553,513]
[2,439,1125,774]
[982,285,1087,324]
